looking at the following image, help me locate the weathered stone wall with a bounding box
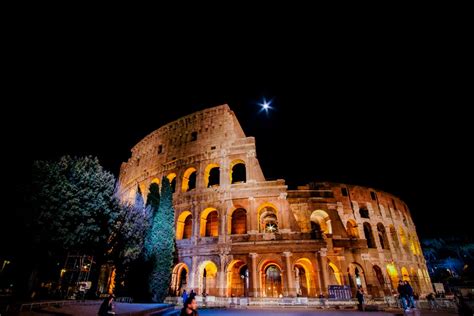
[118,104,431,299]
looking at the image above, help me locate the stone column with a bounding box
[248,197,257,234]
[246,149,256,182]
[249,253,258,297]
[283,251,296,297]
[220,157,230,187]
[219,205,226,242]
[193,203,201,241]
[189,255,198,291]
[218,254,227,297]
[278,194,290,232]
[316,248,329,295]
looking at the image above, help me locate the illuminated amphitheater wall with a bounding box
[118,104,432,298]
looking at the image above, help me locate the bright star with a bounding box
[258,97,273,113]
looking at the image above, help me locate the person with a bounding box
[404,281,416,309]
[98,294,115,315]
[180,296,199,316]
[426,292,438,310]
[456,295,473,316]
[356,287,365,311]
[189,289,196,300]
[181,289,188,306]
[397,280,409,312]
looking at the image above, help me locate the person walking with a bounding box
[356,287,365,311]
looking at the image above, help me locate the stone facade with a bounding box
[118,104,431,299]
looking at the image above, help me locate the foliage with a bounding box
[31,156,116,255]
[147,177,175,302]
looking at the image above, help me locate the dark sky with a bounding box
[5,31,471,241]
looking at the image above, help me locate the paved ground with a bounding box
[18,302,171,315]
[181,308,457,316]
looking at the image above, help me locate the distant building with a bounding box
[118,104,431,298]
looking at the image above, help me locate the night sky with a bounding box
[5,36,471,242]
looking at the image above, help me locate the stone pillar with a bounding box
[193,203,201,241]
[249,253,258,297]
[218,254,227,297]
[278,194,290,232]
[316,248,329,295]
[372,224,383,250]
[189,256,198,291]
[219,206,226,242]
[248,197,257,234]
[283,251,296,297]
[220,157,230,187]
[246,149,256,182]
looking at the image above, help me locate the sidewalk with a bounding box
[18,302,173,315]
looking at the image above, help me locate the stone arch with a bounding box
[171,263,189,296]
[198,260,219,296]
[410,267,421,294]
[229,208,247,235]
[200,207,219,237]
[226,259,249,297]
[348,263,367,295]
[204,163,220,188]
[182,167,197,192]
[310,210,332,238]
[372,265,386,296]
[347,219,359,238]
[386,263,399,290]
[294,258,317,297]
[399,226,408,248]
[230,159,246,184]
[258,203,279,233]
[176,211,193,240]
[328,261,343,286]
[363,222,376,248]
[389,225,400,250]
[377,223,390,250]
[151,177,160,185]
[259,259,283,298]
[401,267,410,281]
[167,173,177,193]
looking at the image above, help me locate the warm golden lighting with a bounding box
[399,227,407,246]
[176,210,192,240]
[386,263,399,289]
[108,268,116,294]
[167,173,177,183]
[401,267,410,281]
[200,207,218,237]
[204,163,219,188]
[347,220,359,238]
[182,167,197,192]
[310,210,331,234]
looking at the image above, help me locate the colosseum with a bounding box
[118,104,432,302]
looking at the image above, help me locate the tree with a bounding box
[109,188,151,298]
[32,156,116,256]
[147,177,175,302]
[146,183,160,215]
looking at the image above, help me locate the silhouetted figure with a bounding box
[180,297,199,315]
[356,287,365,311]
[98,294,115,315]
